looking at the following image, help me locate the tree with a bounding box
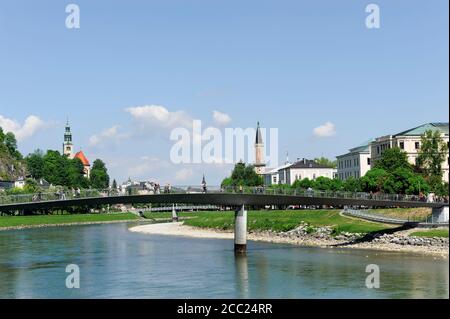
[343,177,361,192]
[373,147,411,172]
[0,127,5,144]
[417,130,448,182]
[3,131,22,160]
[314,157,337,168]
[221,162,263,187]
[313,177,334,191]
[359,168,389,193]
[292,178,314,189]
[26,149,45,179]
[68,158,90,188]
[90,159,110,189]
[405,173,430,195]
[382,167,416,194]
[42,150,70,186]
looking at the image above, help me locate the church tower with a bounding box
[63,119,74,158]
[254,121,266,175]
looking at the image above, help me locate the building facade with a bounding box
[263,162,292,186]
[336,140,372,181]
[277,158,337,186]
[370,123,449,182]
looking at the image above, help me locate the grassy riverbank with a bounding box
[181,210,394,234]
[2,210,447,239]
[0,213,140,228]
[410,229,449,238]
[369,208,432,221]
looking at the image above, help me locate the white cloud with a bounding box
[212,110,231,126]
[313,121,336,138]
[0,114,48,141]
[125,105,192,129]
[89,125,129,146]
[175,168,194,181]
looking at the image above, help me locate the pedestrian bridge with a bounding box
[1,187,447,254]
[0,187,447,212]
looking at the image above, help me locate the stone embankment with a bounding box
[372,233,448,247]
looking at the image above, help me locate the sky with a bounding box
[0,0,448,185]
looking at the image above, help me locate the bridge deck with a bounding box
[0,193,446,212]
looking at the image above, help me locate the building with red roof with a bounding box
[74,151,91,178]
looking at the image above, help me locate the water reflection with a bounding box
[234,255,249,298]
[0,224,448,299]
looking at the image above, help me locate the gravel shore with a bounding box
[130,222,449,258]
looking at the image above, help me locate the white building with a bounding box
[336,140,372,181]
[276,158,337,186]
[263,162,292,185]
[370,123,449,182]
[14,177,26,189]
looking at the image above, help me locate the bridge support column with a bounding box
[234,205,247,255]
[172,204,179,222]
[432,206,449,223]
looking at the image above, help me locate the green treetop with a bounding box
[90,159,110,189]
[417,129,448,182]
[221,162,264,187]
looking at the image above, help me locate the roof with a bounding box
[348,138,374,153]
[263,162,293,175]
[255,122,263,144]
[74,151,90,166]
[285,159,334,170]
[394,123,449,137]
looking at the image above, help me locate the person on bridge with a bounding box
[202,175,207,194]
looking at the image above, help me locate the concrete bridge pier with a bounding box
[234,205,248,254]
[431,206,449,223]
[172,204,179,222]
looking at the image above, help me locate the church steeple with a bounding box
[254,121,266,175]
[255,121,263,145]
[63,118,74,158]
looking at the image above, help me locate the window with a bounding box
[399,141,404,149]
[377,146,380,154]
[415,142,420,150]
[367,158,371,165]
[313,174,316,180]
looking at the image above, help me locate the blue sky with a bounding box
[0,0,448,185]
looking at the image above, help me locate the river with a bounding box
[0,222,448,299]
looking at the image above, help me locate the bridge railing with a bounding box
[217,186,448,204]
[0,185,448,207]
